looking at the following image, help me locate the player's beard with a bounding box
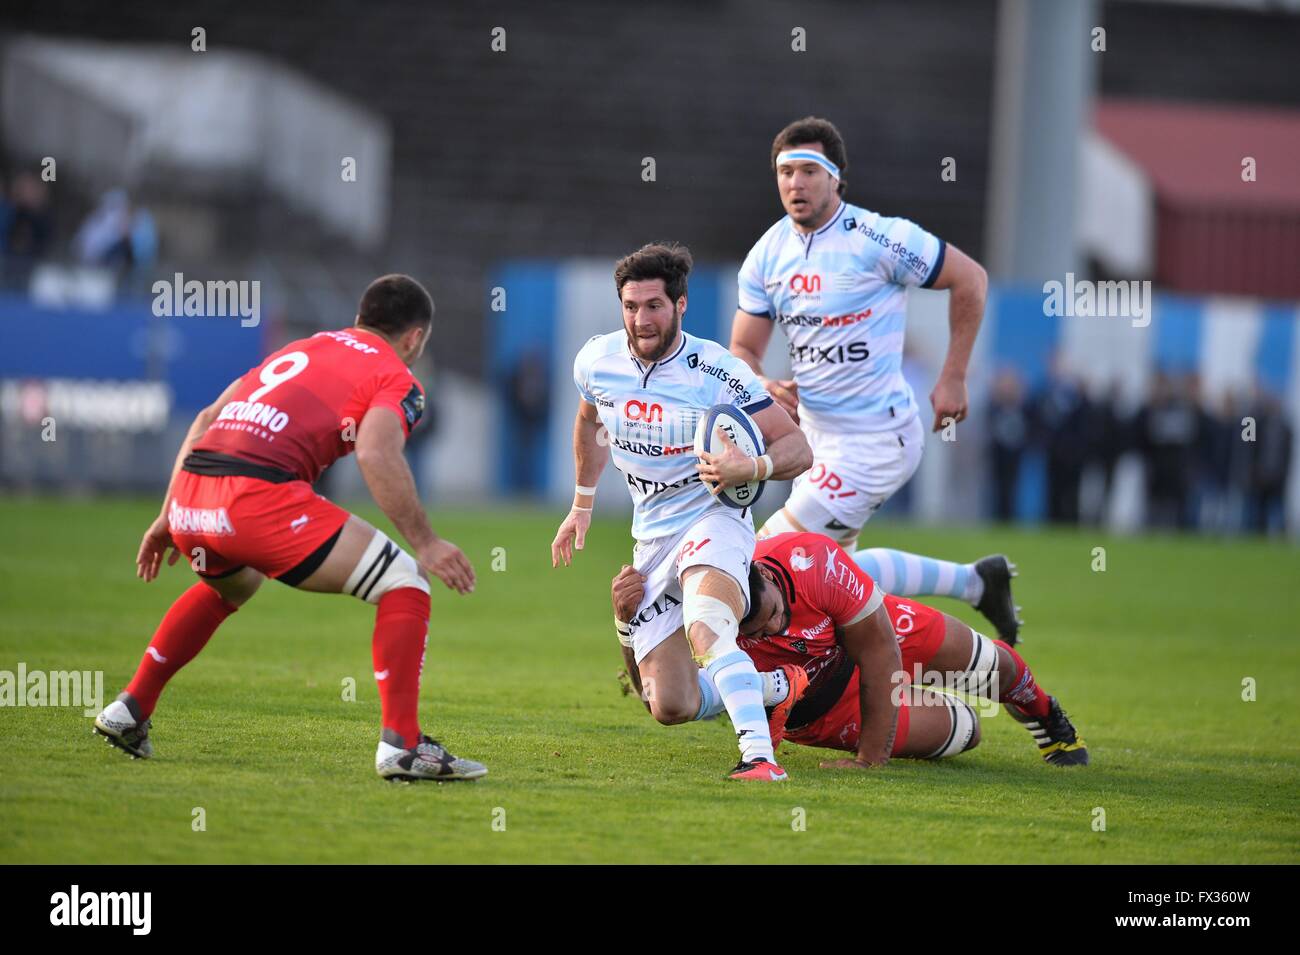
[626,308,681,363]
[789,189,838,229]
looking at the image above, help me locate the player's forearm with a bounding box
[764,429,812,481]
[846,609,903,765]
[855,643,901,765]
[938,271,986,381]
[572,415,606,507]
[620,646,651,713]
[731,343,765,377]
[357,449,437,552]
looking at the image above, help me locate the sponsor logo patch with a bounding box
[168,499,235,536]
[401,384,425,429]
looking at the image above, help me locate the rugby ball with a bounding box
[694,404,766,510]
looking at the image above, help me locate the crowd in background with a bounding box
[0,171,155,290]
[3,166,1295,537]
[986,363,1294,535]
[0,171,53,287]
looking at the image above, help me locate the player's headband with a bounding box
[775,149,840,180]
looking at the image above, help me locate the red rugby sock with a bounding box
[126,583,238,717]
[993,639,1051,719]
[373,587,430,749]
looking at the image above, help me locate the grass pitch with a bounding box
[1,497,1297,863]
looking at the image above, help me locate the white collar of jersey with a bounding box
[625,330,688,372]
[791,200,848,240]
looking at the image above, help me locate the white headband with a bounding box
[776,149,840,180]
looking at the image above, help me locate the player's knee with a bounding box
[645,677,698,725]
[682,570,743,663]
[344,530,429,605]
[965,711,982,751]
[927,698,980,759]
[954,630,1000,698]
[203,568,263,608]
[649,696,696,726]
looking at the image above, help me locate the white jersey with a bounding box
[737,200,945,432]
[574,330,772,540]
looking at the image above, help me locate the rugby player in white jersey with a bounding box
[551,242,812,780]
[730,116,1022,644]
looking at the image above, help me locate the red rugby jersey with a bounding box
[192,327,425,484]
[739,531,884,685]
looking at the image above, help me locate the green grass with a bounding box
[1,497,1298,863]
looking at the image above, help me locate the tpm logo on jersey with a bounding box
[823,546,865,601]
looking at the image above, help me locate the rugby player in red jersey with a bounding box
[93,275,486,781]
[613,531,1087,767]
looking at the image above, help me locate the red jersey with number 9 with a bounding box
[192,327,425,484]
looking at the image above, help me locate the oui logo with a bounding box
[624,399,664,422]
[790,273,821,294]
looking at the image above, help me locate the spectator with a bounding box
[1031,357,1088,525]
[1134,371,1200,530]
[986,368,1030,522]
[1,172,54,287]
[73,189,157,273]
[505,348,549,496]
[1081,382,1124,527]
[1247,391,1293,536]
[1197,391,1237,533]
[74,189,131,266]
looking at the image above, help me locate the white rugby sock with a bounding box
[706,650,774,764]
[854,548,984,604]
[761,668,790,706]
[694,670,726,720]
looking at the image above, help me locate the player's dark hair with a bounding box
[739,562,767,628]
[356,274,434,336]
[771,116,849,197]
[613,242,693,303]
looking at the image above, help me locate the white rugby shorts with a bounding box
[625,508,754,664]
[784,412,925,533]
